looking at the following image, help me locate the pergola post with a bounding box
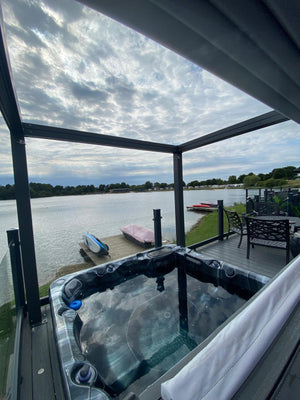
[173,151,185,246]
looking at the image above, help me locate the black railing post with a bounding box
[288,193,293,216]
[7,228,26,313]
[173,151,185,246]
[153,209,162,247]
[218,200,224,240]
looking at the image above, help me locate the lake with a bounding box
[0,189,246,287]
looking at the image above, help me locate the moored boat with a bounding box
[83,233,109,255]
[120,224,155,247]
[187,202,218,212]
[199,201,218,207]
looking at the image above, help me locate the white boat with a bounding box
[83,233,109,255]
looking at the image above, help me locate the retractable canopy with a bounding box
[79,0,300,125]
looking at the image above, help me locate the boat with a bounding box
[187,202,218,212]
[83,233,109,255]
[199,201,218,207]
[120,224,155,247]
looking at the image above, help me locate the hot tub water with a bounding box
[78,267,249,398]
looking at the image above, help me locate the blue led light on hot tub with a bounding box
[69,300,82,310]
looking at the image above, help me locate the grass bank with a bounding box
[185,203,246,246]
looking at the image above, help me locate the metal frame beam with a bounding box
[22,110,288,155]
[23,123,176,154]
[0,8,41,325]
[179,111,289,153]
[0,8,22,136]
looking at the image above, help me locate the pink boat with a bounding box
[120,224,155,247]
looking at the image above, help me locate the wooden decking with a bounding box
[19,306,65,400]
[78,234,146,265]
[78,234,170,266]
[197,234,288,278]
[18,236,299,400]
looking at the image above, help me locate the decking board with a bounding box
[196,234,287,278]
[19,314,33,400]
[19,306,65,400]
[31,319,55,399]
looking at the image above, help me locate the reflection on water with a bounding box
[0,189,245,284]
[78,267,247,398]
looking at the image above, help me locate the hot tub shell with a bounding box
[49,245,271,400]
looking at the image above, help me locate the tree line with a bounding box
[186,166,297,189]
[0,181,174,200]
[0,166,297,200]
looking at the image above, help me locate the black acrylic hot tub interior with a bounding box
[60,247,265,399]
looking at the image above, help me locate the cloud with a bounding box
[182,121,300,181]
[1,0,299,187]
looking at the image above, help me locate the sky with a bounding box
[0,0,299,187]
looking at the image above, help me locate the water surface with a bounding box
[78,266,248,398]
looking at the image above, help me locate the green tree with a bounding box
[53,185,63,196]
[243,174,260,187]
[144,181,153,190]
[271,166,296,180]
[159,182,168,189]
[228,175,237,184]
[237,174,246,183]
[264,178,287,188]
[187,180,200,187]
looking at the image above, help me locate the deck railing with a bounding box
[0,238,21,400]
[246,188,300,217]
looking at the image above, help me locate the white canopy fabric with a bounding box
[161,255,300,400]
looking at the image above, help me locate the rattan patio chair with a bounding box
[224,208,247,248]
[245,217,290,264]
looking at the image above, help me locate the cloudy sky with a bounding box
[0,0,299,187]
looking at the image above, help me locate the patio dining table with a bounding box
[252,215,300,232]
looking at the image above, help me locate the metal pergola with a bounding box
[0,1,299,325]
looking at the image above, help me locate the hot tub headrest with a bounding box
[64,278,83,301]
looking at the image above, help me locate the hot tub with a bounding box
[49,245,269,400]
